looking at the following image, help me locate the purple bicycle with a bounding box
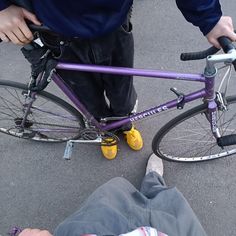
[0,25,236,162]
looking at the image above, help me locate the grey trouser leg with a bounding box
[55,175,207,236]
[140,171,167,199]
[140,172,207,236]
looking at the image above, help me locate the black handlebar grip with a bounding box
[180,46,220,61]
[28,24,51,33]
[218,36,235,53]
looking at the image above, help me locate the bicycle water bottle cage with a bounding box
[170,87,185,109]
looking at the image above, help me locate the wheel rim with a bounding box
[0,85,81,141]
[156,98,236,162]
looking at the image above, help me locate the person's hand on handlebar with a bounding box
[19,228,53,236]
[0,5,41,45]
[206,16,236,49]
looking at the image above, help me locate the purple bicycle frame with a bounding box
[53,62,216,132]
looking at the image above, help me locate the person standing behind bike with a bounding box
[0,0,235,160]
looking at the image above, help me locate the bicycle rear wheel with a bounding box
[152,96,236,162]
[0,80,84,142]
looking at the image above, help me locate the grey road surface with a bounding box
[1,1,236,235]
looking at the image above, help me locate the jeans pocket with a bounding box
[120,22,133,35]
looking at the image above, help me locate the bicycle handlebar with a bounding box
[217,36,235,53]
[28,23,52,33]
[0,24,235,62]
[181,32,236,61]
[180,46,220,61]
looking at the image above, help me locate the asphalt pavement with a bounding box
[0,1,236,235]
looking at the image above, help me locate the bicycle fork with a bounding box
[207,96,236,148]
[207,99,221,139]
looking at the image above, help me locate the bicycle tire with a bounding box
[0,80,84,142]
[152,96,236,162]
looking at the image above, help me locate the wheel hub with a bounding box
[14,118,33,128]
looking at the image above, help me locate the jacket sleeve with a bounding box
[176,0,222,35]
[0,0,10,10]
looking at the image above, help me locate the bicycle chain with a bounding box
[79,127,119,146]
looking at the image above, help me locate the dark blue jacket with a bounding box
[0,0,222,38]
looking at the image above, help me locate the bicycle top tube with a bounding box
[56,63,206,82]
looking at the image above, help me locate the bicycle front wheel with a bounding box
[152,96,236,162]
[0,80,84,142]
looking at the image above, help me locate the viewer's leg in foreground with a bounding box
[140,153,165,198]
[141,154,207,236]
